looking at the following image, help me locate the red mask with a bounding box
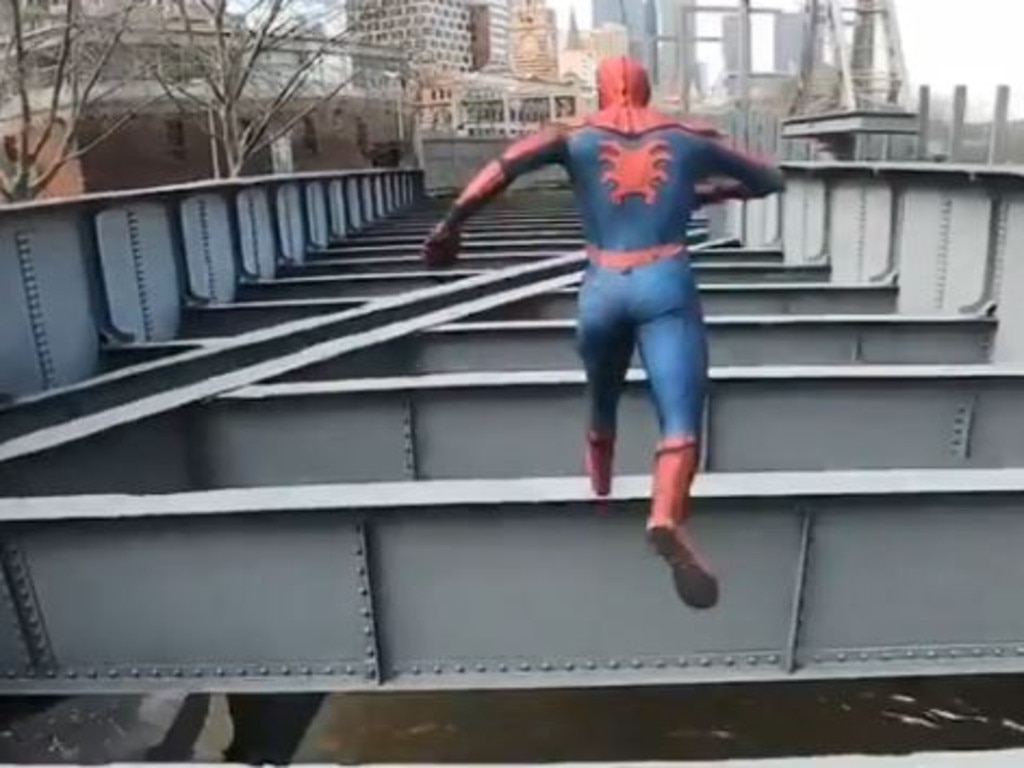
[596,56,652,110]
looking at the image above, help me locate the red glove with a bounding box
[422,222,461,268]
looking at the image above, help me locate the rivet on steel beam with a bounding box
[699,658,711,667]
[65,670,77,679]
[345,665,355,675]
[365,646,376,658]
[236,668,248,677]
[216,667,226,677]
[836,653,847,663]
[454,664,466,674]
[724,657,735,667]
[973,648,984,657]
[676,658,688,668]
[108,669,119,679]
[747,656,760,666]
[45,669,56,679]
[1016,647,1024,656]
[358,587,369,596]
[768,655,780,665]
[360,608,371,618]
[363,626,373,636]
[608,660,619,670]
[87,669,98,679]
[365,668,375,679]
[281,667,292,676]
[434,665,444,675]
[358,567,367,577]
[631,659,643,669]
[926,650,937,659]
[586,661,597,670]
[355,548,364,557]
[4,670,14,680]
[258,666,269,676]
[565,662,576,671]
[131,668,141,678]
[499,663,508,673]
[152,668,162,678]
[476,664,487,673]
[174,668,185,678]
[541,662,552,672]
[520,662,531,672]
[302,666,313,676]
[994,648,1004,657]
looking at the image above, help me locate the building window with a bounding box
[166,118,186,160]
[302,116,319,154]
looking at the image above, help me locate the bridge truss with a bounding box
[1,166,1024,694]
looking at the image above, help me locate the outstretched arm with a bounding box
[423,126,568,267]
[696,135,785,201]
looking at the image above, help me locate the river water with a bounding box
[2,675,1024,763]
[292,676,1024,763]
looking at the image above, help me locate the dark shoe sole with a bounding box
[647,527,720,610]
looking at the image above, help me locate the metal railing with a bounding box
[0,167,424,401]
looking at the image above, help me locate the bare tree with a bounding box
[149,0,393,178]
[0,0,143,202]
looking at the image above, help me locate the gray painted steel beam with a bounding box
[469,284,897,321]
[318,237,587,257]
[343,225,585,243]
[240,264,831,302]
[196,365,1024,488]
[317,229,710,256]
[8,364,1024,497]
[0,254,585,459]
[276,316,995,380]
[293,249,783,276]
[1,468,1024,693]
[180,284,900,339]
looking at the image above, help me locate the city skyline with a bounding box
[547,0,1024,116]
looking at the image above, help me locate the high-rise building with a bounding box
[591,0,645,62]
[657,0,700,98]
[565,5,583,51]
[643,0,658,83]
[470,0,512,70]
[348,0,472,73]
[773,11,805,75]
[560,9,596,86]
[723,10,806,77]
[510,0,559,81]
[721,13,741,75]
[589,21,630,61]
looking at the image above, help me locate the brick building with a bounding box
[1,93,407,199]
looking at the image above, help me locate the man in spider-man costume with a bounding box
[422,56,784,610]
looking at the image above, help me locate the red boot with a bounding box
[585,430,615,512]
[646,437,719,609]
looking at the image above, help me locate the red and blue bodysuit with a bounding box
[423,57,785,610]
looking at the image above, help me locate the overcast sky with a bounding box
[547,0,1024,117]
